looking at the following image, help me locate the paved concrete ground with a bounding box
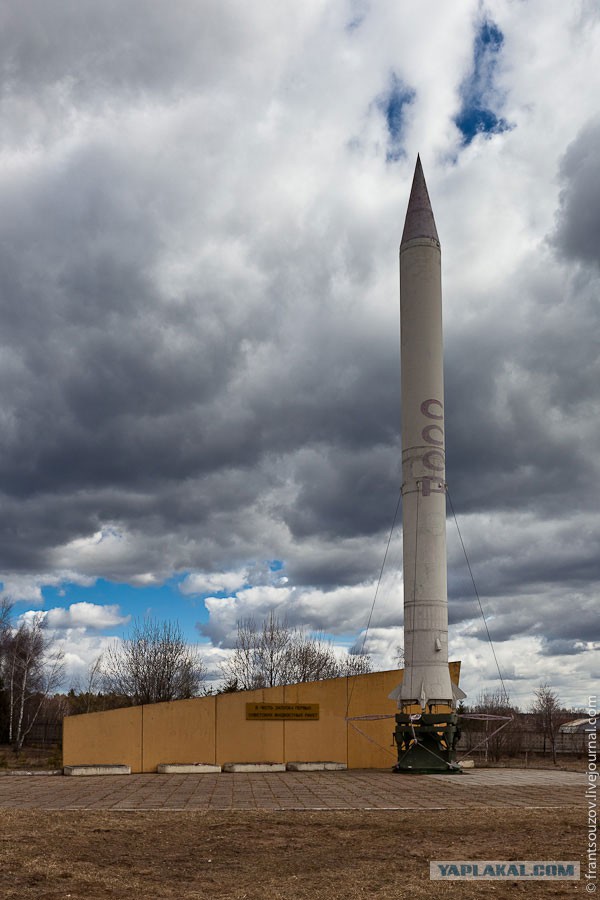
[0,768,585,810]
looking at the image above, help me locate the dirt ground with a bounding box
[0,807,583,899]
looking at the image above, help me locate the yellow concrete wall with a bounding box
[62,662,463,772]
[283,677,348,763]
[63,705,143,771]
[216,687,285,764]
[141,697,216,772]
[347,669,400,769]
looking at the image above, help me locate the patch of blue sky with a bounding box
[455,106,511,144]
[376,73,415,163]
[454,18,513,146]
[41,577,209,644]
[478,19,504,53]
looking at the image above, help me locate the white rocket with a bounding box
[393,156,464,711]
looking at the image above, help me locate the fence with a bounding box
[25,721,62,748]
[457,724,591,758]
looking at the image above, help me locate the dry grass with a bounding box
[0,744,62,770]
[466,755,587,772]
[0,807,583,899]
[0,743,587,773]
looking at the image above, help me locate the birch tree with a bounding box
[0,601,13,740]
[1,613,65,752]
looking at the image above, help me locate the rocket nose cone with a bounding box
[401,156,440,247]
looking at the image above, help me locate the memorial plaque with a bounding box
[246,702,319,721]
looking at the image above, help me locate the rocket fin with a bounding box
[452,682,467,702]
[388,683,402,702]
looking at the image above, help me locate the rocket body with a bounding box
[397,158,455,709]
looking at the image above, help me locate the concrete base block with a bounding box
[458,759,475,769]
[0,769,63,777]
[63,765,131,776]
[222,762,286,773]
[157,763,221,774]
[286,761,347,772]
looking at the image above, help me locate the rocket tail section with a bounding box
[388,668,464,707]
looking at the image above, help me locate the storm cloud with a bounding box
[1,0,599,705]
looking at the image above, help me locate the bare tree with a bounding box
[219,613,372,690]
[342,637,374,677]
[0,600,12,666]
[469,689,519,761]
[0,600,13,741]
[218,618,260,692]
[254,614,291,688]
[1,613,65,753]
[219,616,288,691]
[285,629,342,684]
[84,654,105,702]
[0,599,11,633]
[531,682,563,765]
[68,654,108,714]
[102,618,206,705]
[343,646,373,677]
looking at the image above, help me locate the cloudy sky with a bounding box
[1,0,598,708]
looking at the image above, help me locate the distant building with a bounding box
[559,717,598,734]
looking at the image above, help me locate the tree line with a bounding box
[0,606,372,748]
[219,613,372,691]
[457,684,577,764]
[2,600,577,763]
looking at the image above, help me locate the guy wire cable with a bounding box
[446,486,510,706]
[345,485,402,718]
